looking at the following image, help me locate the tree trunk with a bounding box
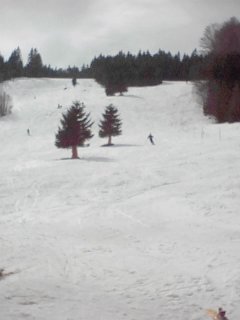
[108,135,112,145]
[71,145,79,159]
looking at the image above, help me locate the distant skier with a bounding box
[27,128,30,136]
[148,133,155,145]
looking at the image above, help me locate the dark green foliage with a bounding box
[0,55,4,82]
[0,47,88,80]
[99,104,122,145]
[0,44,208,86]
[79,64,93,78]
[0,50,23,81]
[0,46,207,83]
[55,101,93,150]
[25,48,43,77]
[6,47,23,79]
[105,84,128,96]
[72,77,77,86]
[90,50,206,94]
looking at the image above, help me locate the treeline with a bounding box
[0,47,89,82]
[1,46,206,86]
[89,49,206,95]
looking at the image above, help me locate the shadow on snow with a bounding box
[56,156,115,162]
[101,143,142,148]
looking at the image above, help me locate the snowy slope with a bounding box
[0,78,240,320]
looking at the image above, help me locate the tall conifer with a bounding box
[99,104,122,145]
[7,47,23,78]
[25,48,43,77]
[55,101,93,158]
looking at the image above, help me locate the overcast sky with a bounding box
[0,0,239,68]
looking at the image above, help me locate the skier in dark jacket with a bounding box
[148,133,155,145]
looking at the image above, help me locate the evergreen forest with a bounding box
[0,47,206,86]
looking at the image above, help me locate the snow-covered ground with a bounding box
[1,78,240,320]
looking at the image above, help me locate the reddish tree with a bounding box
[201,17,240,122]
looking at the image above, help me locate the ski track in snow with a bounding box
[0,78,240,320]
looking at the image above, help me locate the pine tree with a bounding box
[7,47,23,78]
[25,48,43,77]
[55,101,94,158]
[99,104,122,145]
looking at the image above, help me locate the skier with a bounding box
[207,308,229,320]
[27,128,30,136]
[217,308,228,320]
[148,133,155,145]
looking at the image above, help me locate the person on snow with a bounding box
[217,308,228,320]
[148,133,155,145]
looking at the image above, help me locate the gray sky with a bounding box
[0,0,239,68]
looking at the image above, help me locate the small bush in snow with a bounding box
[72,77,77,86]
[0,89,13,117]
